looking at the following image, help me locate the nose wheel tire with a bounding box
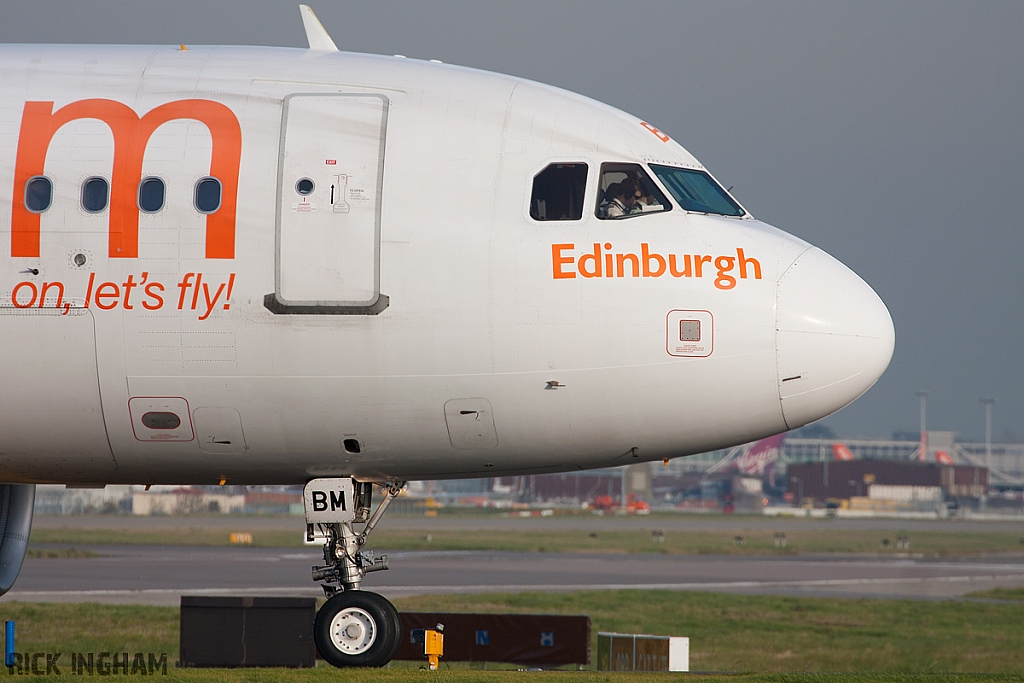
[314,591,401,668]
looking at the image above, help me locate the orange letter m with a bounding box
[11,98,242,259]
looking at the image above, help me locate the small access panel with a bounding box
[193,407,247,455]
[128,397,194,442]
[444,398,499,450]
[267,93,389,314]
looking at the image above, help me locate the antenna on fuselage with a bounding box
[299,5,338,51]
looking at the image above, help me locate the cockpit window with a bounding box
[596,163,670,220]
[649,165,745,217]
[530,163,588,221]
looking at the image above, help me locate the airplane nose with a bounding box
[776,247,895,429]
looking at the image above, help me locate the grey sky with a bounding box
[2,1,1022,442]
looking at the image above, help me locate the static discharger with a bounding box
[424,624,444,670]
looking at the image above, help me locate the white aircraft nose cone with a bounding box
[776,247,895,429]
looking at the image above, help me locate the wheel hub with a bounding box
[329,607,376,654]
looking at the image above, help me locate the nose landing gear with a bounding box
[304,479,405,668]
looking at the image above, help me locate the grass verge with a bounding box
[27,527,1024,558]
[1,590,1022,676]
[24,548,99,559]
[965,587,1024,601]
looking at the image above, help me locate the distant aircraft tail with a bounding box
[832,443,854,460]
[735,433,786,476]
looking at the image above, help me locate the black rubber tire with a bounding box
[314,591,401,668]
[382,595,403,663]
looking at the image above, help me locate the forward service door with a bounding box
[268,93,389,314]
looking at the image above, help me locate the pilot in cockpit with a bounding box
[599,179,644,218]
[624,173,662,214]
[599,182,624,218]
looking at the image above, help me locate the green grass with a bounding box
[0,603,176,656]
[965,587,1024,601]
[34,673,1024,683]
[2,670,1023,683]
[394,591,1024,673]
[2,590,1023,676]
[374,529,1024,557]
[24,547,99,559]
[28,526,1024,558]
[29,526,302,548]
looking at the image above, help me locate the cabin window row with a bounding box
[530,162,744,221]
[23,176,223,215]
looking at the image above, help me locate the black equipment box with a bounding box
[179,596,316,668]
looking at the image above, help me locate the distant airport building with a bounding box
[492,463,651,506]
[456,431,1021,512]
[34,485,134,515]
[131,490,246,515]
[785,460,987,504]
[31,431,1022,516]
[781,433,1022,487]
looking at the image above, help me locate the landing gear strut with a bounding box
[304,479,405,668]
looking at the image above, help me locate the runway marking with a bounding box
[379,573,1024,594]
[6,573,1024,602]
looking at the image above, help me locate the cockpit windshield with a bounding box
[649,165,745,217]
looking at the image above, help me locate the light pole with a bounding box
[620,465,627,508]
[916,390,928,462]
[980,397,995,473]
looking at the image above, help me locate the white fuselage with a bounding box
[0,44,894,486]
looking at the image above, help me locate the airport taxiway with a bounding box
[11,513,1024,605]
[8,543,1024,606]
[30,512,1024,534]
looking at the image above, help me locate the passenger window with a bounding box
[596,163,670,220]
[138,177,166,213]
[81,177,109,213]
[194,177,222,214]
[25,176,53,213]
[530,163,588,221]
